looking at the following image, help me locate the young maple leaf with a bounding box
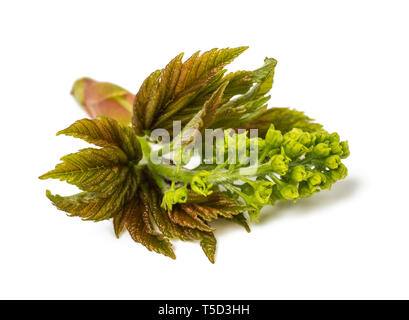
[40,117,142,221]
[132,47,249,135]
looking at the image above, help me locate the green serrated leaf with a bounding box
[132,47,248,134]
[184,191,247,221]
[199,232,217,264]
[168,207,214,233]
[57,116,142,161]
[228,213,251,233]
[125,198,176,259]
[45,167,139,221]
[113,208,127,238]
[210,57,277,129]
[40,147,129,194]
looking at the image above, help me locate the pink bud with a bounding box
[71,78,134,125]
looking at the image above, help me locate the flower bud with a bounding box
[254,181,274,204]
[71,78,133,125]
[329,132,340,143]
[319,175,333,190]
[191,171,213,196]
[298,132,313,147]
[265,125,283,148]
[329,141,343,155]
[324,155,341,169]
[337,164,348,180]
[313,143,331,158]
[340,141,350,158]
[307,182,319,193]
[269,155,289,175]
[284,128,303,140]
[174,187,188,203]
[299,181,314,198]
[285,129,312,147]
[329,164,348,181]
[279,184,299,200]
[283,140,308,159]
[312,130,330,143]
[248,208,261,223]
[290,165,308,182]
[309,172,326,186]
[161,187,188,211]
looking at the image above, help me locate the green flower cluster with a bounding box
[170,125,350,221]
[161,186,188,211]
[264,126,349,203]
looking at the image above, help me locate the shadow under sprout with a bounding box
[212,177,359,235]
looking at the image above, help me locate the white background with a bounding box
[1,0,408,299]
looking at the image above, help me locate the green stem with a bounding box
[268,174,283,186]
[138,135,286,187]
[148,161,196,184]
